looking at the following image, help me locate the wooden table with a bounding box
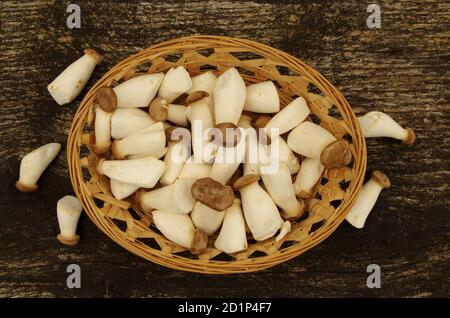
[0,0,448,298]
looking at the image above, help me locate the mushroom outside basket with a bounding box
[68,36,367,274]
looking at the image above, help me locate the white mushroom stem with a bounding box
[265,97,310,136]
[111,122,166,159]
[244,81,280,113]
[266,136,300,175]
[97,156,166,188]
[210,129,246,184]
[111,108,155,139]
[152,210,195,249]
[94,106,112,153]
[48,49,101,105]
[276,220,292,242]
[160,140,190,185]
[287,122,337,158]
[178,156,212,180]
[213,67,246,125]
[16,143,61,192]
[127,147,168,160]
[260,162,304,219]
[188,97,215,162]
[113,73,164,108]
[110,179,139,200]
[167,104,189,127]
[345,171,391,229]
[56,195,83,246]
[238,116,259,175]
[158,66,192,103]
[358,111,415,144]
[187,71,217,95]
[293,158,325,198]
[139,179,195,214]
[191,202,225,236]
[238,179,283,241]
[214,199,248,253]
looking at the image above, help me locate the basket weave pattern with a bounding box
[68,36,366,274]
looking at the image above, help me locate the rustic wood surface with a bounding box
[0,0,448,298]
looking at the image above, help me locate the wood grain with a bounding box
[0,0,448,297]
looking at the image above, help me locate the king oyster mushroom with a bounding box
[244,81,280,113]
[190,202,225,236]
[158,66,192,103]
[56,195,83,246]
[113,73,164,108]
[48,49,102,105]
[187,71,217,96]
[293,158,325,198]
[152,210,195,249]
[111,108,155,139]
[159,127,191,185]
[110,179,139,200]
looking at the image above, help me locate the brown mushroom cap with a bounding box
[232,174,260,191]
[190,229,208,255]
[149,97,168,122]
[95,87,117,113]
[191,177,235,211]
[371,170,391,189]
[254,115,272,129]
[320,140,353,169]
[165,126,191,145]
[186,91,209,105]
[209,122,242,147]
[84,48,102,64]
[403,127,416,145]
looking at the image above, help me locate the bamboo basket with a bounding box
[67,35,366,274]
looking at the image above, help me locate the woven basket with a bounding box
[68,35,366,274]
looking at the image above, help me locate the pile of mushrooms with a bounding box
[15,48,416,252]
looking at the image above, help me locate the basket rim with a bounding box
[67,35,367,274]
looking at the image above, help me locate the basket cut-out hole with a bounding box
[229,51,264,61]
[211,252,235,261]
[320,177,329,185]
[330,199,342,209]
[309,113,321,124]
[308,84,323,95]
[343,133,353,144]
[328,105,343,120]
[280,240,295,250]
[175,251,196,259]
[314,193,323,200]
[135,62,152,73]
[339,180,351,191]
[139,238,162,250]
[250,250,268,258]
[199,64,218,72]
[297,210,310,222]
[309,220,325,234]
[197,48,215,57]
[112,219,127,232]
[128,208,141,221]
[236,67,255,77]
[164,53,183,63]
[276,65,299,76]
[272,80,283,90]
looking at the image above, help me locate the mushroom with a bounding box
[276,220,292,242]
[254,115,272,130]
[238,115,260,175]
[111,122,166,159]
[260,162,305,219]
[293,158,325,198]
[209,122,242,148]
[266,136,300,175]
[111,108,155,139]
[244,81,280,113]
[167,103,189,127]
[214,199,248,254]
[127,147,168,160]
[159,128,191,185]
[93,106,112,154]
[287,122,336,158]
[48,48,102,105]
[209,127,246,184]
[232,174,283,241]
[320,140,353,169]
[264,97,310,137]
[148,97,169,122]
[97,156,166,188]
[191,177,235,211]
[213,67,246,125]
[190,202,225,236]
[95,87,117,113]
[187,71,217,96]
[56,195,83,246]
[113,73,164,108]
[345,170,391,229]
[358,111,415,144]
[190,229,208,255]
[16,143,61,192]
[188,96,216,162]
[158,66,192,103]
[152,210,195,249]
[178,156,212,180]
[110,179,139,200]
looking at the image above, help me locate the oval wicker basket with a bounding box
[68,35,366,274]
